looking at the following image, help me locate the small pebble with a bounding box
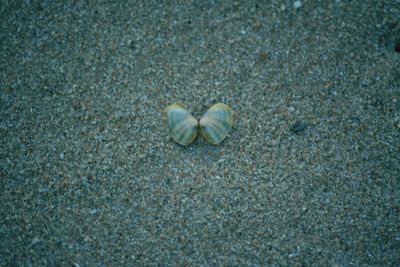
[38,185,50,193]
[59,152,64,160]
[293,1,302,9]
[288,106,295,112]
[395,42,400,53]
[31,237,41,245]
[89,209,99,214]
[290,120,307,133]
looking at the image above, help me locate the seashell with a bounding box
[199,103,234,145]
[165,104,199,145]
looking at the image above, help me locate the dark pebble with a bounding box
[290,120,307,133]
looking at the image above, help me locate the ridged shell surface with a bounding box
[166,104,199,145]
[199,103,234,145]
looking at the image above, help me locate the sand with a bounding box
[1,1,399,265]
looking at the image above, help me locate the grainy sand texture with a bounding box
[1,1,400,266]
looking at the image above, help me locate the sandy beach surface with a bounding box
[1,1,399,266]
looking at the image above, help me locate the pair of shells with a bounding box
[166,103,234,145]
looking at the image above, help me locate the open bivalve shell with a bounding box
[166,103,234,145]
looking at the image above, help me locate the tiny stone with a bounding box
[395,42,400,53]
[31,237,41,245]
[288,106,295,112]
[59,152,64,160]
[290,120,307,133]
[293,1,302,9]
[280,4,286,11]
[38,185,50,193]
[90,209,99,214]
